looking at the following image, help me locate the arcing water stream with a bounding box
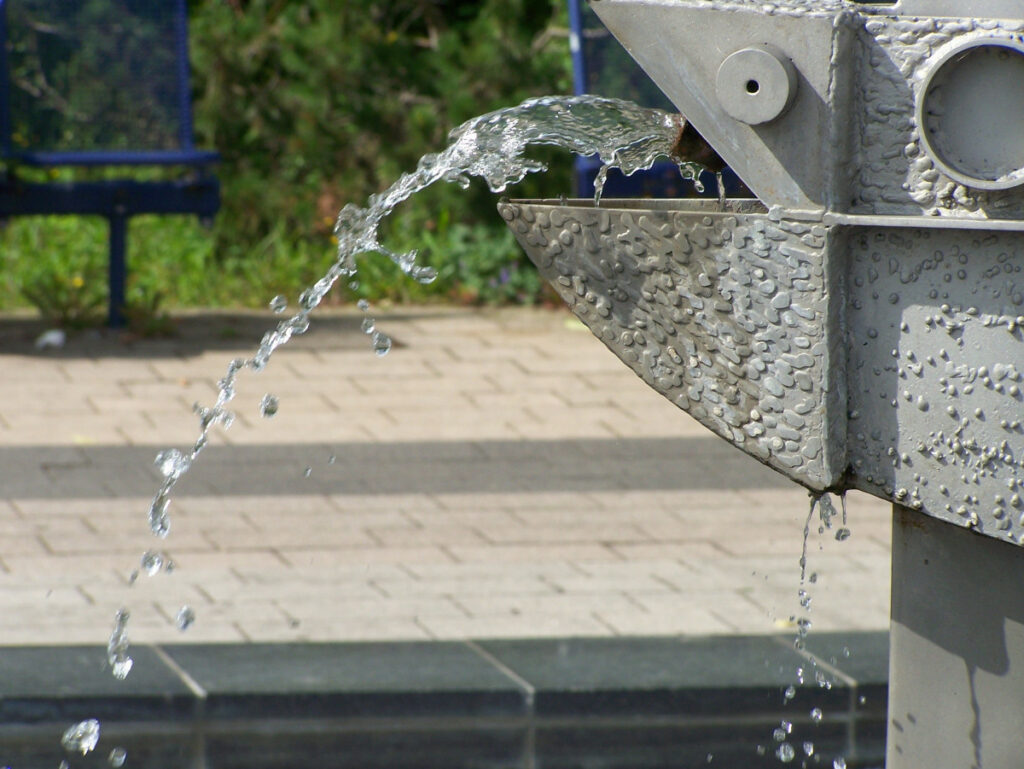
[108,94,695,682]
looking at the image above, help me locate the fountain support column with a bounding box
[888,505,1024,769]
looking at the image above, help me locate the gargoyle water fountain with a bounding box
[500,1,1024,766]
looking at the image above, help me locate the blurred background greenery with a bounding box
[0,0,574,324]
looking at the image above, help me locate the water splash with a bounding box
[61,719,100,755]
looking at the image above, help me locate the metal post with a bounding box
[887,507,1024,768]
[107,212,127,328]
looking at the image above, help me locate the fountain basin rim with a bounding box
[502,198,767,216]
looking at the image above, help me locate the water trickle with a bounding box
[108,747,128,767]
[107,608,132,679]
[61,719,100,755]
[259,393,280,418]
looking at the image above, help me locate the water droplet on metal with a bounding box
[62,719,100,755]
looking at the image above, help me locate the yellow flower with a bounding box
[71,275,85,288]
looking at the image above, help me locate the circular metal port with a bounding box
[918,39,1024,190]
[716,45,797,126]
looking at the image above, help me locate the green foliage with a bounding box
[187,0,573,298]
[10,216,108,328]
[0,1,574,316]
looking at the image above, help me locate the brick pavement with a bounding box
[0,307,891,646]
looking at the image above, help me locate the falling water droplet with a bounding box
[269,295,288,314]
[803,741,815,757]
[107,608,132,679]
[776,743,795,763]
[259,394,279,418]
[361,316,376,335]
[154,449,190,480]
[61,719,100,755]
[835,527,851,542]
[357,299,370,312]
[372,332,392,356]
[303,466,312,478]
[148,493,170,538]
[108,747,128,767]
[810,707,823,723]
[176,606,196,631]
[783,685,796,702]
[140,550,170,576]
[833,759,847,769]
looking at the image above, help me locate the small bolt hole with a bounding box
[746,79,760,94]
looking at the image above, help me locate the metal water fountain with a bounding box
[500,1,1024,765]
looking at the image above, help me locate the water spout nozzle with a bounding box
[671,122,727,173]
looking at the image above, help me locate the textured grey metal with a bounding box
[501,1,1024,762]
[499,198,846,492]
[502,0,1024,546]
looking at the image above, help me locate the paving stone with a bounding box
[0,307,893,642]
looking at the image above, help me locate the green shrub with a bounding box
[0,1,574,317]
